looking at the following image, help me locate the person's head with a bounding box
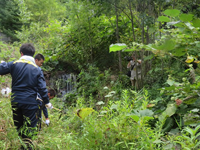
[131,55,136,61]
[20,43,35,57]
[34,53,45,67]
[48,89,56,99]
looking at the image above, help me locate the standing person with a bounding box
[37,88,56,129]
[127,55,142,88]
[34,53,51,127]
[0,43,53,149]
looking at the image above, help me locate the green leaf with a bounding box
[110,104,118,110]
[153,140,163,144]
[157,16,170,22]
[157,39,176,51]
[133,109,154,117]
[174,22,185,27]
[196,43,200,48]
[192,19,200,28]
[148,27,156,34]
[167,21,180,26]
[165,103,177,117]
[163,143,174,149]
[185,22,195,30]
[109,43,127,52]
[164,9,180,17]
[165,39,176,50]
[179,14,193,22]
[122,49,134,52]
[126,113,140,122]
[167,79,175,86]
[144,54,154,61]
[96,101,105,105]
[139,109,154,117]
[172,47,186,56]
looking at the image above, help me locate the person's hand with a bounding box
[46,103,53,109]
[1,61,5,63]
[137,60,141,63]
[45,119,50,126]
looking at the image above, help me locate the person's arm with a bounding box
[43,107,50,125]
[43,106,48,119]
[37,70,49,105]
[137,60,142,64]
[0,61,12,75]
[127,61,133,68]
[127,61,131,68]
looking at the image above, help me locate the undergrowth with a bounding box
[0,89,165,150]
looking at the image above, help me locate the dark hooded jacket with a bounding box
[0,56,49,106]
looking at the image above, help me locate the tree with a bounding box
[0,0,22,42]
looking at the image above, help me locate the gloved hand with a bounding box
[45,119,50,126]
[46,103,53,109]
[1,61,5,63]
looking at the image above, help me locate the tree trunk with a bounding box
[129,0,136,41]
[115,1,122,73]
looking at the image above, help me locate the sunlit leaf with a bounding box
[109,43,127,52]
[96,101,105,105]
[167,21,180,26]
[76,108,95,119]
[110,104,118,110]
[185,55,194,63]
[165,103,177,117]
[164,9,180,17]
[185,22,195,29]
[157,16,170,22]
[134,109,154,117]
[179,14,193,22]
[166,79,175,86]
[100,111,107,114]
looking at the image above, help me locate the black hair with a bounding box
[48,89,56,97]
[34,53,45,61]
[20,43,35,56]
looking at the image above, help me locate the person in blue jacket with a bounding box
[37,88,56,129]
[34,53,51,126]
[0,43,53,149]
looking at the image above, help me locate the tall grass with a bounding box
[0,90,164,150]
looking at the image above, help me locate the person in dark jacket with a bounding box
[37,88,56,129]
[34,53,51,126]
[0,43,53,149]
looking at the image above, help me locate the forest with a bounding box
[1,0,200,149]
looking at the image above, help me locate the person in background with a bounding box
[37,88,56,129]
[34,53,44,67]
[34,53,52,127]
[0,43,53,149]
[127,55,142,88]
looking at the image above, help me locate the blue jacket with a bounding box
[37,94,48,118]
[0,57,49,105]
